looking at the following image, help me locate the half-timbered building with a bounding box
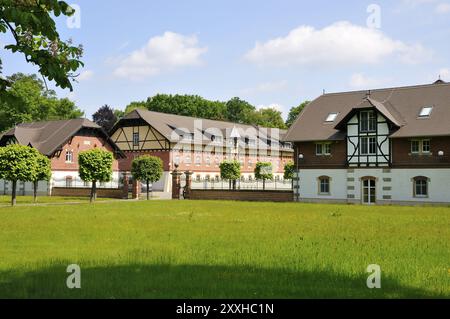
[285,80,450,205]
[110,109,294,193]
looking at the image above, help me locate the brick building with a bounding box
[0,118,124,195]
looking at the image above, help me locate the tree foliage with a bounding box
[254,162,273,190]
[283,161,295,180]
[0,144,40,205]
[32,153,51,202]
[78,149,113,202]
[0,73,84,132]
[219,160,241,190]
[286,101,310,128]
[123,94,287,129]
[131,155,163,200]
[0,0,84,92]
[92,105,117,133]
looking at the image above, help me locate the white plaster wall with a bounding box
[297,169,348,200]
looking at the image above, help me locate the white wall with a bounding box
[296,168,450,204]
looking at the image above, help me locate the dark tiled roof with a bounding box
[285,82,450,142]
[0,118,123,156]
[113,109,289,143]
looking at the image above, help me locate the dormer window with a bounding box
[360,111,377,132]
[325,113,339,122]
[419,106,433,118]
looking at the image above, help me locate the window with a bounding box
[65,150,73,163]
[360,111,377,132]
[325,112,339,122]
[318,176,330,194]
[413,177,429,197]
[422,140,430,153]
[133,132,139,146]
[65,176,73,188]
[195,156,201,166]
[411,139,431,155]
[316,143,331,156]
[419,106,433,118]
[360,137,377,155]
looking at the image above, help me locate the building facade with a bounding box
[0,119,124,195]
[110,109,294,193]
[285,81,450,205]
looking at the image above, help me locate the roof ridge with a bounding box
[323,82,450,97]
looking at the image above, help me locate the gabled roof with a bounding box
[284,81,450,142]
[112,109,289,144]
[334,97,403,130]
[0,118,124,157]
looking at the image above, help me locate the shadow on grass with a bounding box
[0,263,445,299]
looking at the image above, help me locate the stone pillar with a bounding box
[122,174,129,199]
[132,179,141,200]
[171,166,183,200]
[184,171,193,199]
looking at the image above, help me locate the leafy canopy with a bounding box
[131,155,163,183]
[254,162,273,180]
[78,149,113,182]
[219,160,241,181]
[92,105,118,133]
[283,161,295,180]
[0,73,84,132]
[34,153,51,182]
[0,144,40,182]
[0,0,84,91]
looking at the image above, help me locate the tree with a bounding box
[225,97,256,124]
[286,101,310,127]
[219,160,241,190]
[254,162,273,191]
[92,105,117,133]
[78,149,113,203]
[0,144,39,206]
[0,73,83,132]
[0,1,83,92]
[113,109,125,120]
[283,161,295,189]
[32,153,51,203]
[124,101,147,115]
[255,107,287,129]
[131,155,163,200]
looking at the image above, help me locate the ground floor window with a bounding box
[318,176,330,194]
[413,176,429,197]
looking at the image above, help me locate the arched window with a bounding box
[413,176,429,198]
[317,176,331,195]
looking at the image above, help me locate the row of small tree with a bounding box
[219,160,295,190]
[0,144,164,206]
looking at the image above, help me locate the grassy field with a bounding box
[0,195,115,206]
[0,200,449,298]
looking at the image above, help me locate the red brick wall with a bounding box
[190,189,293,202]
[52,187,125,199]
[51,135,119,171]
[118,150,171,171]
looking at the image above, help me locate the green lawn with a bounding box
[0,200,449,298]
[0,195,115,206]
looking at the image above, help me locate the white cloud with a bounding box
[113,32,207,80]
[257,103,284,112]
[349,73,392,89]
[78,70,94,81]
[435,3,450,13]
[244,21,432,67]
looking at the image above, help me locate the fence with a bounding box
[187,177,293,191]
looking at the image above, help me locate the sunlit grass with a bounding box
[0,200,448,298]
[0,195,114,206]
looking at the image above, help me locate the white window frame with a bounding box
[316,143,331,156]
[360,137,377,155]
[65,150,73,163]
[360,111,377,133]
[132,132,139,146]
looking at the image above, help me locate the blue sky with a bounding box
[2,0,450,119]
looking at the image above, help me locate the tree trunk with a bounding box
[229,180,231,190]
[232,179,236,190]
[33,181,38,203]
[11,180,17,207]
[90,181,97,203]
[263,178,266,191]
[146,180,150,200]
